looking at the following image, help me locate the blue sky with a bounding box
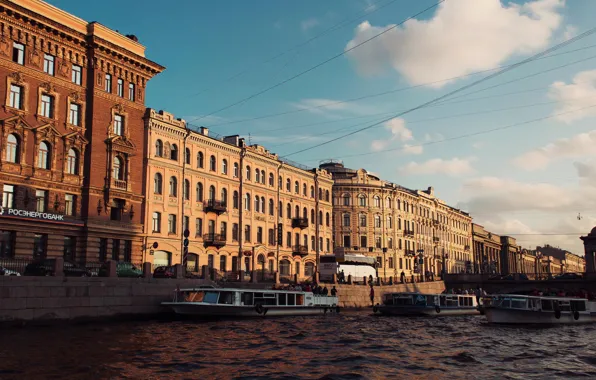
[48,0,596,253]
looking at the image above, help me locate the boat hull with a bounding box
[484,307,595,324]
[162,302,339,317]
[377,305,479,316]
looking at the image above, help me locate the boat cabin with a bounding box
[382,293,477,308]
[483,295,589,312]
[176,288,336,308]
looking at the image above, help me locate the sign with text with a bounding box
[0,207,83,225]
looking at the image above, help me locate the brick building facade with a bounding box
[0,0,163,263]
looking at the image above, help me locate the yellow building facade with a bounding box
[142,110,333,281]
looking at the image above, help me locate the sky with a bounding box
[47,0,596,254]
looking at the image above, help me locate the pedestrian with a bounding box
[322,286,328,296]
[369,285,375,307]
[331,286,337,296]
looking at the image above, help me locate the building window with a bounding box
[389,257,394,269]
[343,194,350,206]
[280,260,290,276]
[208,185,216,201]
[105,74,112,92]
[155,140,163,157]
[256,227,263,244]
[35,190,46,212]
[287,204,291,219]
[6,134,19,163]
[261,170,265,184]
[387,216,393,229]
[343,235,351,247]
[325,190,330,202]
[269,199,274,216]
[359,195,366,206]
[246,166,251,181]
[233,162,239,177]
[12,42,24,65]
[112,239,120,260]
[113,114,123,135]
[168,214,177,234]
[170,144,178,161]
[374,196,380,208]
[62,236,76,260]
[388,238,393,249]
[183,179,190,200]
[69,103,81,126]
[244,225,251,243]
[244,193,250,211]
[40,94,54,118]
[232,223,238,241]
[123,240,132,262]
[112,156,125,180]
[268,228,275,245]
[222,159,228,175]
[184,148,191,164]
[9,85,22,109]
[169,176,177,197]
[154,173,162,194]
[128,83,135,101]
[220,221,227,239]
[374,215,381,228]
[152,212,161,232]
[43,54,55,75]
[286,178,290,191]
[197,152,204,168]
[269,173,274,186]
[209,155,216,171]
[375,236,382,248]
[359,214,367,227]
[183,216,190,234]
[110,199,124,221]
[343,213,351,227]
[117,78,124,97]
[2,185,14,208]
[0,231,15,258]
[233,191,239,209]
[326,212,330,227]
[37,141,51,169]
[255,169,260,183]
[295,181,299,194]
[221,188,228,206]
[326,238,330,252]
[254,196,260,213]
[71,64,82,85]
[195,218,203,236]
[303,183,307,196]
[286,232,291,247]
[97,238,108,262]
[360,236,367,249]
[33,234,47,260]
[65,194,74,216]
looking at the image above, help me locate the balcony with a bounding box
[292,217,309,229]
[292,245,308,257]
[203,233,226,248]
[404,229,415,237]
[113,179,127,190]
[204,199,227,215]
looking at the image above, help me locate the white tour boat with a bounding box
[374,292,480,316]
[483,294,596,324]
[162,287,340,317]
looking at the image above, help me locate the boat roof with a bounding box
[177,287,314,295]
[490,294,588,301]
[386,292,474,297]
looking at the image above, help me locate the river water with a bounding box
[1,311,596,379]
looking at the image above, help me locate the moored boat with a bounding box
[374,292,480,316]
[483,294,596,324]
[162,287,340,317]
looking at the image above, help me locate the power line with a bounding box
[305,102,596,161]
[204,42,596,128]
[182,0,398,99]
[281,26,596,158]
[185,0,445,124]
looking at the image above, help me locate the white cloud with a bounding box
[513,130,596,170]
[563,25,578,40]
[290,98,378,118]
[400,157,475,176]
[370,117,412,151]
[548,70,596,123]
[301,18,319,32]
[345,0,564,87]
[402,144,423,155]
[424,132,445,142]
[472,141,485,150]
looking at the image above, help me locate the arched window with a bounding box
[295,205,299,218]
[254,195,259,212]
[358,195,366,206]
[255,168,261,183]
[197,152,204,168]
[373,196,380,208]
[246,166,251,181]
[374,215,381,228]
[318,211,323,225]
[387,215,393,228]
[269,173,274,186]
[280,259,290,275]
[66,148,79,175]
[260,197,265,213]
[359,214,367,227]
[305,262,315,276]
[316,187,320,199]
[278,175,282,188]
[326,212,330,227]
[386,197,392,209]
[183,179,190,200]
[233,191,239,209]
[261,170,265,184]
[113,156,123,180]
[155,139,163,157]
[6,134,19,163]
[170,144,178,160]
[286,203,291,219]
[295,181,299,194]
[209,155,216,171]
[269,199,274,215]
[169,176,177,197]
[185,148,191,164]
[233,162,239,177]
[279,201,283,217]
[196,182,203,201]
[154,173,163,194]
[37,141,50,169]
[310,209,315,223]
[286,178,290,191]
[221,188,228,205]
[244,193,251,211]
[302,183,307,196]
[303,207,307,219]
[325,190,330,202]
[343,213,350,226]
[209,185,216,200]
[343,194,350,206]
[222,159,228,175]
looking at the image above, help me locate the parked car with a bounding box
[153,266,175,279]
[98,261,143,278]
[554,273,582,280]
[0,266,20,276]
[24,259,91,277]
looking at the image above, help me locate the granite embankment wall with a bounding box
[0,276,445,324]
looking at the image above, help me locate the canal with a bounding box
[1,311,595,379]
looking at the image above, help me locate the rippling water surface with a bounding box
[1,311,596,379]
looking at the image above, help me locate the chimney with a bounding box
[427,186,434,196]
[200,127,209,136]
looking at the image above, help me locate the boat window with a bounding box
[242,292,254,306]
[459,297,473,307]
[558,301,571,311]
[393,296,413,305]
[502,299,511,308]
[571,300,586,311]
[287,293,296,306]
[445,297,459,307]
[414,295,427,306]
[278,293,287,306]
[296,294,304,305]
[510,298,527,309]
[426,295,435,306]
[255,293,277,306]
[217,291,234,305]
[203,291,219,304]
[541,299,552,310]
[529,298,540,309]
[439,296,446,306]
[184,291,205,302]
